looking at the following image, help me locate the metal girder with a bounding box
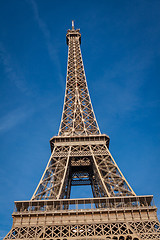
[58,26,100,136]
[32,140,135,200]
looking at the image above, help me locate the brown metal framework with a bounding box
[4,22,160,240]
[31,135,135,200]
[59,24,100,137]
[31,22,135,201]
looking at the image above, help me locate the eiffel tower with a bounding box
[4,22,160,240]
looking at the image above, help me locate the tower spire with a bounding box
[72,20,74,30]
[59,24,100,136]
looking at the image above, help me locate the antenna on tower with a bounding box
[72,20,74,30]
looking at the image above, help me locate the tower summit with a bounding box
[72,20,74,30]
[4,22,160,240]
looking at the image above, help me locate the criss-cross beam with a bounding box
[58,24,100,136]
[31,24,135,201]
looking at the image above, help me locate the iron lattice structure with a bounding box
[4,22,160,240]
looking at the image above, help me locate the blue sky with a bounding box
[0,0,160,238]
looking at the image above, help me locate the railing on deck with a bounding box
[13,195,154,214]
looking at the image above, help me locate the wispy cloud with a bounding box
[0,107,33,133]
[0,94,60,133]
[0,230,8,240]
[27,0,64,88]
[98,49,154,116]
[0,43,30,95]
